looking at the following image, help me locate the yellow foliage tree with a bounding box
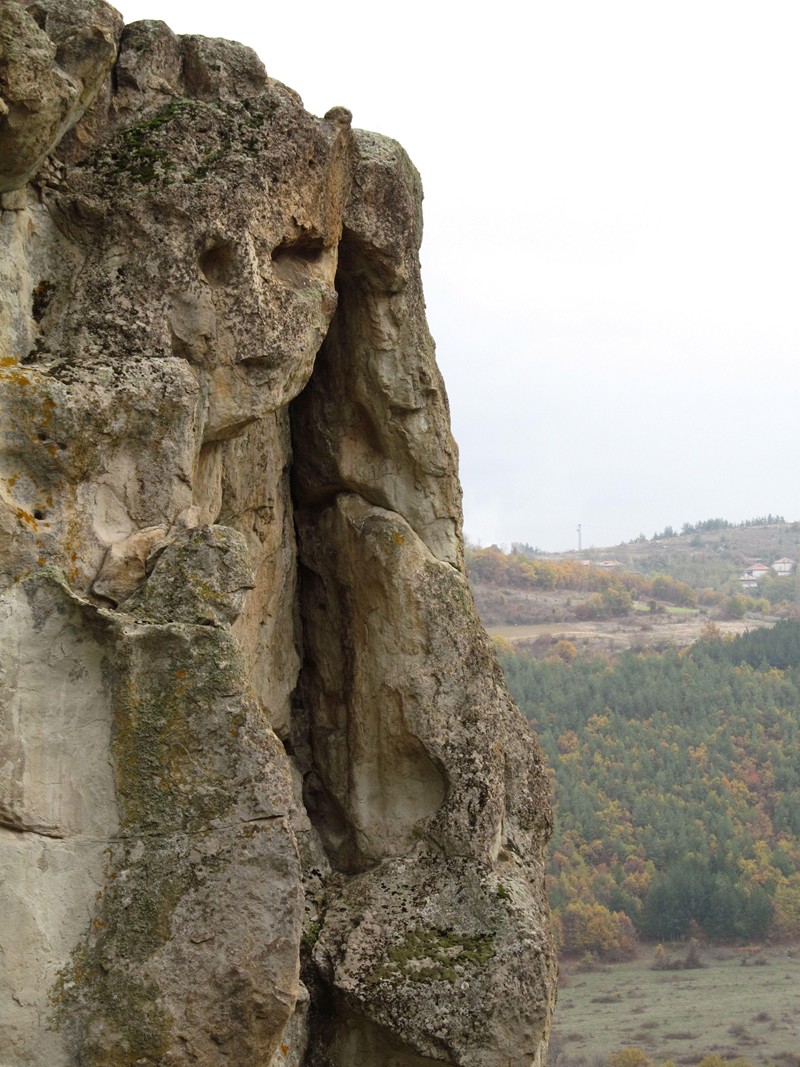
[771,873,800,938]
[551,639,577,664]
[560,901,637,959]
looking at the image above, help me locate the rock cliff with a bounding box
[0,3,556,1064]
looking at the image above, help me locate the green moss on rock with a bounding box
[371,927,496,986]
[51,938,174,1067]
[109,625,246,832]
[78,94,279,187]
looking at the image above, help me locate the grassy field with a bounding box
[486,613,772,656]
[552,943,800,1066]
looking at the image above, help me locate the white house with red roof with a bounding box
[739,563,770,590]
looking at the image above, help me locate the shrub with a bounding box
[683,937,705,969]
[607,1049,654,1067]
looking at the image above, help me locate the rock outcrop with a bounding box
[0,4,556,1064]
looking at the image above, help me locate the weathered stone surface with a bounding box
[1,566,302,1066]
[314,854,553,1067]
[0,576,118,1065]
[293,496,554,1065]
[0,3,555,1065]
[295,495,550,871]
[0,0,122,192]
[123,524,255,624]
[292,131,463,568]
[91,524,168,603]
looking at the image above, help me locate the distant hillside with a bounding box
[542,517,800,590]
[467,519,799,653]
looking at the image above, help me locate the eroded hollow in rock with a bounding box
[199,242,238,288]
[272,233,327,289]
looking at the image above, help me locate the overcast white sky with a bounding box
[114,0,800,551]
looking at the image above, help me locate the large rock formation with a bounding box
[0,3,556,1064]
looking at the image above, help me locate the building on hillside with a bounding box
[739,563,770,590]
[772,557,797,576]
[746,563,770,578]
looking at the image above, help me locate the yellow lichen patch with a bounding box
[1,369,32,387]
[16,507,38,530]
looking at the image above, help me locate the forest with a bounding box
[496,621,800,957]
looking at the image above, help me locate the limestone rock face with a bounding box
[0,3,556,1065]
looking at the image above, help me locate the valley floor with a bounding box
[553,942,800,1066]
[488,612,774,657]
